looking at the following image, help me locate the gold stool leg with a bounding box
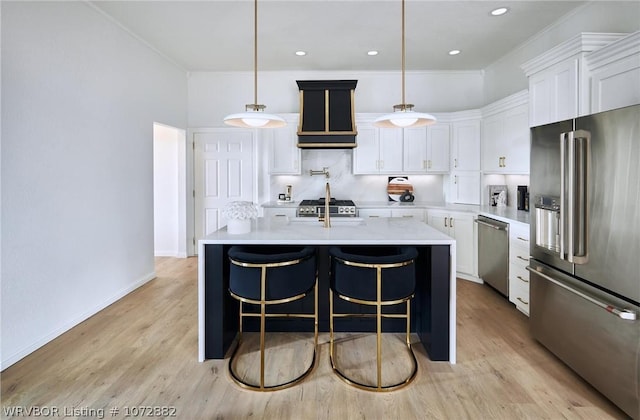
[376,266,383,390]
[228,267,318,392]
[330,263,419,392]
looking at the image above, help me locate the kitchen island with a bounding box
[198,217,457,363]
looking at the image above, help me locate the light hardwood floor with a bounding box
[1,257,629,419]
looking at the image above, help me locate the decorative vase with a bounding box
[227,218,251,234]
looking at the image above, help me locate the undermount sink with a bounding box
[286,217,365,227]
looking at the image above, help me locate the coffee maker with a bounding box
[517,185,529,211]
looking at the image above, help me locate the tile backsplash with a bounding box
[268,149,445,203]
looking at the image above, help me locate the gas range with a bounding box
[297,198,357,217]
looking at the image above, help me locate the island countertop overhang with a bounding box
[198,217,455,246]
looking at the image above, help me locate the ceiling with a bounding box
[91,0,588,72]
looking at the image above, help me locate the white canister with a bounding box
[227,219,251,234]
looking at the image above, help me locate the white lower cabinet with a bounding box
[358,208,392,218]
[358,207,425,222]
[262,207,296,219]
[391,208,425,222]
[427,210,476,277]
[508,221,531,316]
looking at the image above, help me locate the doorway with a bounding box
[153,122,187,257]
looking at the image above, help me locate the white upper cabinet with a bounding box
[587,31,640,114]
[447,113,481,204]
[481,91,530,174]
[528,58,579,127]
[403,124,450,173]
[378,128,404,173]
[522,33,628,127]
[352,121,380,174]
[266,114,301,175]
[353,117,449,175]
[451,117,481,172]
[352,119,402,174]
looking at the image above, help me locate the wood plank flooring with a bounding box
[1,257,629,419]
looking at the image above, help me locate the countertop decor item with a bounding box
[488,185,507,207]
[388,177,414,202]
[222,201,258,234]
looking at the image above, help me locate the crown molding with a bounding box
[481,90,529,117]
[521,32,629,76]
[586,31,640,71]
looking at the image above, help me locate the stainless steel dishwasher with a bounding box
[476,215,509,296]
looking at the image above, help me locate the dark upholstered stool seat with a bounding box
[329,246,419,392]
[227,245,318,391]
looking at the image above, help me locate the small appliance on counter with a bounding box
[517,185,529,211]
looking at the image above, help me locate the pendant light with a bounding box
[224,0,285,128]
[374,0,436,128]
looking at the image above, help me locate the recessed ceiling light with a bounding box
[449,50,461,56]
[490,7,509,16]
[295,51,306,56]
[367,50,379,56]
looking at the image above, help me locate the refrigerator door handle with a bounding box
[560,130,590,264]
[560,132,567,260]
[526,266,636,321]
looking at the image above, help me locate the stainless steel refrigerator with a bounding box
[529,104,640,419]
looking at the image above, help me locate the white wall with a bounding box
[188,70,485,127]
[483,1,640,104]
[1,2,187,369]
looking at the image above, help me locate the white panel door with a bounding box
[194,129,254,242]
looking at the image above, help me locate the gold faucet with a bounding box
[320,182,331,228]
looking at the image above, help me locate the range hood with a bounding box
[296,80,357,149]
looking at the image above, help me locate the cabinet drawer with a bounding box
[509,273,530,315]
[509,222,530,242]
[510,262,530,287]
[509,242,530,266]
[358,209,392,218]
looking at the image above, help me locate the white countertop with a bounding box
[200,216,455,246]
[478,205,530,225]
[260,200,531,225]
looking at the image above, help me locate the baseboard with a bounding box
[1,271,156,371]
[154,251,188,258]
[457,273,483,284]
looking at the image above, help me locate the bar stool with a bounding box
[329,246,419,392]
[227,245,318,391]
